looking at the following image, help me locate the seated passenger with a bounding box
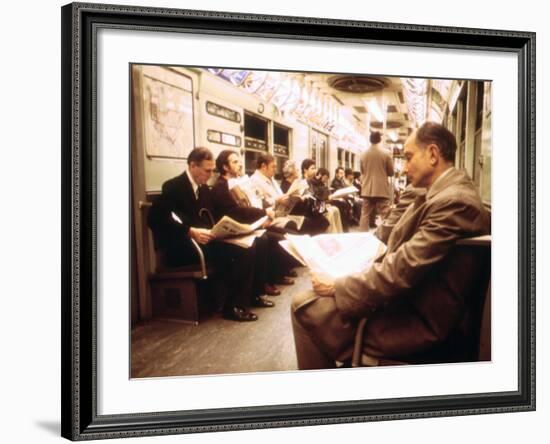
[318,167,353,232]
[251,156,329,236]
[280,160,298,194]
[344,167,362,224]
[330,166,347,191]
[211,149,296,289]
[249,153,290,209]
[147,147,262,322]
[301,159,343,233]
[291,122,491,368]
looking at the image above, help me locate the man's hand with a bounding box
[265,207,275,219]
[311,273,336,297]
[189,227,214,245]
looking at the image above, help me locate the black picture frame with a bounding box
[61,2,536,440]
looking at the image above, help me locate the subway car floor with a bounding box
[130,266,312,378]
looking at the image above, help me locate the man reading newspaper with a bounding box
[291,123,490,368]
[147,147,269,322]
[211,150,298,293]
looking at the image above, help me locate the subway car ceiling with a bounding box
[131,65,492,203]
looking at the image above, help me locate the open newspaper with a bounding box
[228,175,305,230]
[227,175,263,208]
[274,179,308,218]
[210,215,267,248]
[328,185,359,200]
[172,211,266,249]
[280,232,386,281]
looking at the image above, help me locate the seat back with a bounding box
[352,235,491,366]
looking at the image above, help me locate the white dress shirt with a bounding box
[249,170,284,207]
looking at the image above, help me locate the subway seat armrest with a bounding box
[456,234,491,247]
[190,237,208,280]
[350,233,492,367]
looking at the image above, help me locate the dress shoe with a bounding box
[275,276,295,285]
[222,306,258,322]
[253,296,275,308]
[286,269,298,278]
[264,284,281,296]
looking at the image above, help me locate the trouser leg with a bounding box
[209,242,254,309]
[330,200,350,232]
[291,291,356,370]
[264,231,286,283]
[251,235,268,297]
[360,197,374,231]
[291,309,336,370]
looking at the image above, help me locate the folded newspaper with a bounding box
[328,185,359,200]
[279,232,386,281]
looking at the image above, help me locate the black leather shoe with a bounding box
[222,307,258,322]
[253,296,275,308]
[264,284,281,296]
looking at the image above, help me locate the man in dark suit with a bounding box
[211,149,296,298]
[291,122,491,368]
[147,147,259,322]
[359,131,394,230]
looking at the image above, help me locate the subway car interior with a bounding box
[130,65,492,378]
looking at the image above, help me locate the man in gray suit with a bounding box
[359,131,394,230]
[291,122,490,368]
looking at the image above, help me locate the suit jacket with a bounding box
[334,168,491,363]
[211,176,267,224]
[147,171,212,265]
[331,177,347,191]
[360,144,394,198]
[375,185,426,244]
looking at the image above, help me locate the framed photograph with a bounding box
[61,2,535,440]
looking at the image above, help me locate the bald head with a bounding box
[403,122,456,188]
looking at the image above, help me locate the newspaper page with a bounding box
[274,179,308,217]
[274,195,302,217]
[271,215,305,230]
[228,175,263,208]
[328,186,359,200]
[282,232,386,281]
[210,215,268,239]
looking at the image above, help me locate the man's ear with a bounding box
[427,143,440,166]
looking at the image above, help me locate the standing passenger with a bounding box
[359,131,394,230]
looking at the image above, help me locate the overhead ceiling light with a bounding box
[366,99,384,122]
